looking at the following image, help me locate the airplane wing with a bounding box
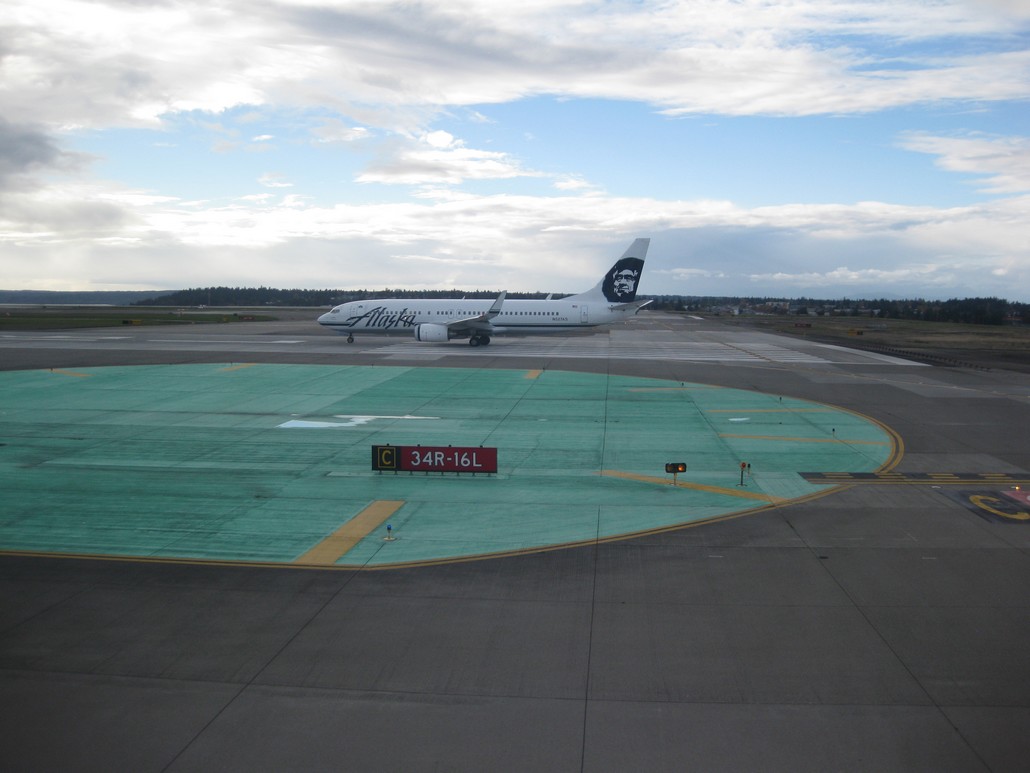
[447,292,506,332]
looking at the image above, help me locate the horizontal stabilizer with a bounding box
[611,299,653,312]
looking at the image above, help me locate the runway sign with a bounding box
[373,445,497,474]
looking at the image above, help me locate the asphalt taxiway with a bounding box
[1,312,1028,771]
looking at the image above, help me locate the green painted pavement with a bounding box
[0,364,898,567]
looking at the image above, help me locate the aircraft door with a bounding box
[580,305,589,324]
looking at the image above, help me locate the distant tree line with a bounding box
[0,289,168,305]
[853,297,1017,324]
[135,287,341,307]
[135,287,1027,325]
[652,295,1026,325]
[134,287,562,307]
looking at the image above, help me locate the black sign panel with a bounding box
[372,445,497,474]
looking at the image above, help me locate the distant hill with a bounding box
[0,290,172,305]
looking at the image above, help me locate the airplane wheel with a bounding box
[468,337,480,347]
[347,335,354,343]
[481,336,491,345]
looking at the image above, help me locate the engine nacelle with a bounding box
[414,323,452,342]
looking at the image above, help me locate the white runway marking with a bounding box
[0,327,922,366]
[366,339,839,363]
[148,338,302,344]
[279,414,440,429]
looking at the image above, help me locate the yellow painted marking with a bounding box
[221,363,257,372]
[294,500,405,565]
[813,477,1030,486]
[525,369,544,379]
[706,408,832,413]
[600,470,786,503]
[50,369,92,378]
[628,386,722,392]
[718,433,889,445]
[969,495,1030,521]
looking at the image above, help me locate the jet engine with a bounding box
[414,323,452,342]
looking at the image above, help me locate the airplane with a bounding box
[317,237,650,346]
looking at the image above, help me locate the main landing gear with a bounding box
[469,335,491,347]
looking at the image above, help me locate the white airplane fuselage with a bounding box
[319,298,636,333]
[317,238,650,345]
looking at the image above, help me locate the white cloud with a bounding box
[552,176,600,193]
[356,133,539,186]
[258,173,293,188]
[3,178,1027,298]
[4,0,1029,135]
[666,267,729,280]
[313,120,371,143]
[424,130,457,149]
[2,1,1029,299]
[749,265,952,289]
[898,132,1030,194]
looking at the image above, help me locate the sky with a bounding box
[2,0,1029,301]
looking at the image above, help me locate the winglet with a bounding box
[484,291,505,319]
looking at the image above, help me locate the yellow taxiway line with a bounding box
[718,433,890,445]
[294,500,405,565]
[600,470,786,503]
[705,408,832,413]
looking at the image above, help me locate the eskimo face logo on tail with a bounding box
[602,258,644,303]
[343,306,417,329]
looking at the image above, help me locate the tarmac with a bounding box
[0,363,896,567]
[1,312,1028,771]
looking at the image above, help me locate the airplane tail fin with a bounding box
[576,238,649,302]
